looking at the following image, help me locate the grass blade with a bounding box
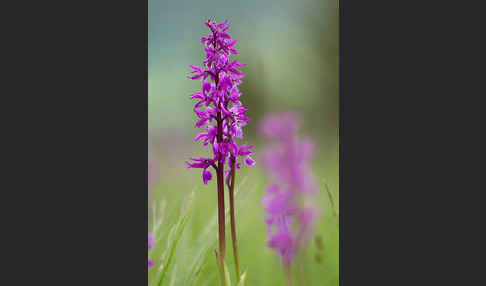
[156,192,195,286]
[215,251,232,286]
[237,269,247,286]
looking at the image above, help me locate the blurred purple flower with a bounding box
[148,233,154,268]
[261,112,319,269]
[148,233,154,249]
[186,19,254,184]
[260,112,300,140]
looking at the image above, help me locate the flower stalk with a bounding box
[216,110,226,259]
[186,19,255,283]
[228,156,240,281]
[285,264,291,286]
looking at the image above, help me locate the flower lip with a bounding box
[203,169,212,184]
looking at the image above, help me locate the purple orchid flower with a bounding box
[186,19,254,279]
[260,112,320,272]
[186,19,254,185]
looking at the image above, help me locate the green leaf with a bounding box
[237,269,248,286]
[215,252,232,286]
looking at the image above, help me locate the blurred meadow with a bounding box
[148,0,338,285]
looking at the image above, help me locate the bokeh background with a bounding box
[148,0,338,285]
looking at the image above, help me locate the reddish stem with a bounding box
[285,263,292,286]
[212,29,226,262]
[228,157,240,280]
[216,102,226,260]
